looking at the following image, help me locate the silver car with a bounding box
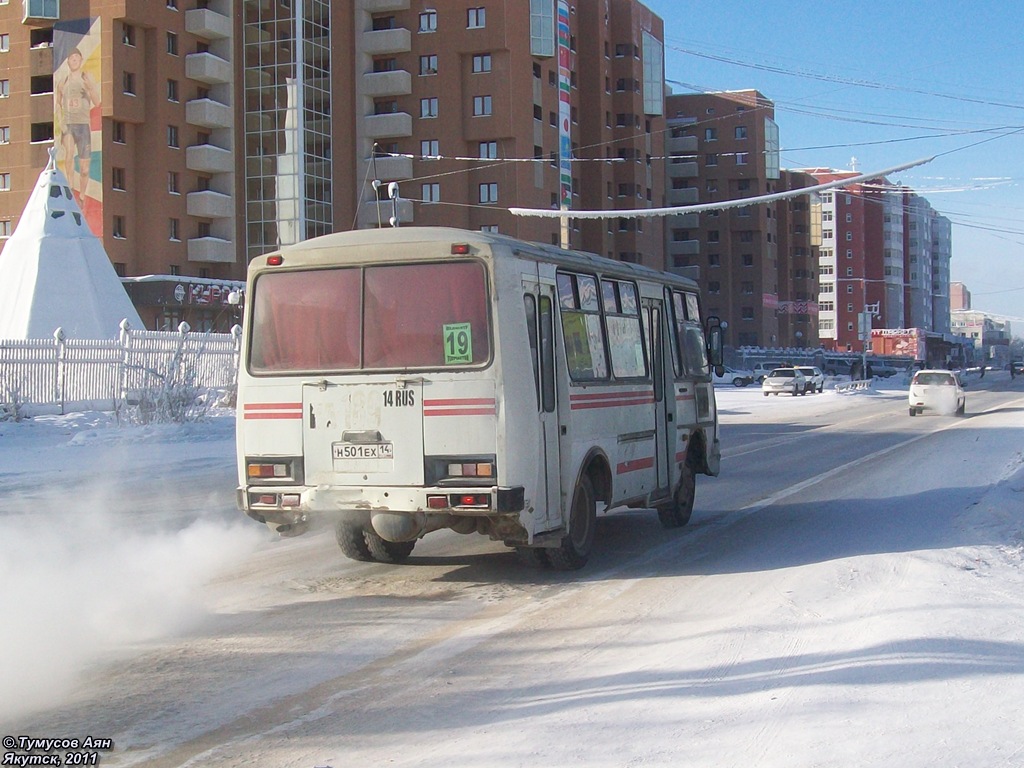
[762,367,808,396]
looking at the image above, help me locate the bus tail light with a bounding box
[452,493,490,509]
[426,456,496,486]
[245,457,303,484]
[427,495,449,509]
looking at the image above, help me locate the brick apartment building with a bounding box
[1,0,668,331]
[663,89,819,349]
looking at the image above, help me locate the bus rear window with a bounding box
[249,261,490,373]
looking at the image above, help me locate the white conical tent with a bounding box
[0,151,142,339]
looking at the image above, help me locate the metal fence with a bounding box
[0,321,241,415]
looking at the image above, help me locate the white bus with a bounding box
[236,227,723,570]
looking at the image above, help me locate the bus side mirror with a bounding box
[706,316,724,372]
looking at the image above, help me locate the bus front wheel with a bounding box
[657,460,695,529]
[548,474,596,571]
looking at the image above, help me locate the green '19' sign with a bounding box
[443,323,472,364]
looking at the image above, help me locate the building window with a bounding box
[30,75,53,94]
[0,34,9,53]
[735,125,747,139]
[123,71,136,95]
[373,98,398,115]
[708,230,719,243]
[167,125,179,148]
[24,0,60,19]
[419,54,437,75]
[479,141,497,159]
[0,219,11,238]
[113,120,126,143]
[846,231,853,241]
[467,7,486,28]
[421,182,440,202]
[167,0,178,8]
[741,307,755,320]
[0,126,8,143]
[473,95,492,116]
[741,281,754,295]
[420,97,438,118]
[112,215,126,239]
[166,32,178,55]
[0,173,10,192]
[419,10,437,32]
[168,171,179,194]
[704,128,716,141]
[373,57,397,72]
[479,182,498,204]
[736,152,749,165]
[122,23,136,46]
[705,153,718,166]
[421,139,439,158]
[167,79,178,102]
[472,53,492,73]
[708,281,720,294]
[169,218,180,241]
[169,264,180,276]
[111,167,125,191]
[742,254,754,267]
[708,254,720,267]
[0,80,8,98]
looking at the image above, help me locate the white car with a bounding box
[908,369,966,416]
[713,366,754,387]
[797,366,825,393]
[762,367,808,396]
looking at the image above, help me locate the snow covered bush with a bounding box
[0,382,26,422]
[121,348,212,425]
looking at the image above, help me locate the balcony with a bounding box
[186,98,232,129]
[187,190,233,219]
[667,160,698,178]
[185,52,232,85]
[186,144,233,174]
[667,187,698,205]
[362,0,411,12]
[362,70,412,98]
[185,8,231,40]
[363,112,412,139]
[187,237,235,264]
[668,239,700,257]
[667,134,697,154]
[369,154,413,180]
[362,28,411,56]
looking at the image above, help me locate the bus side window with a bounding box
[524,294,541,409]
[539,295,556,412]
[557,271,608,380]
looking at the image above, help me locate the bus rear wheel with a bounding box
[548,474,596,571]
[336,522,415,563]
[657,459,695,529]
[365,529,415,563]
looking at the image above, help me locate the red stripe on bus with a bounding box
[243,412,303,420]
[616,457,655,474]
[424,407,497,417]
[570,390,652,401]
[675,394,696,401]
[244,402,302,411]
[423,398,496,407]
[570,396,654,410]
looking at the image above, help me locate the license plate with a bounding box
[332,442,394,460]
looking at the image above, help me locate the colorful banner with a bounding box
[54,17,103,237]
[557,0,572,210]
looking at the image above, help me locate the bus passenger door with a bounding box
[524,282,561,532]
[643,299,671,498]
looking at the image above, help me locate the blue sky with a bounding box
[643,0,1024,326]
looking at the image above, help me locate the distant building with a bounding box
[950,281,971,311]
[951,310,1011,367]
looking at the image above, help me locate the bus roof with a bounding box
[265,226,700,292]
